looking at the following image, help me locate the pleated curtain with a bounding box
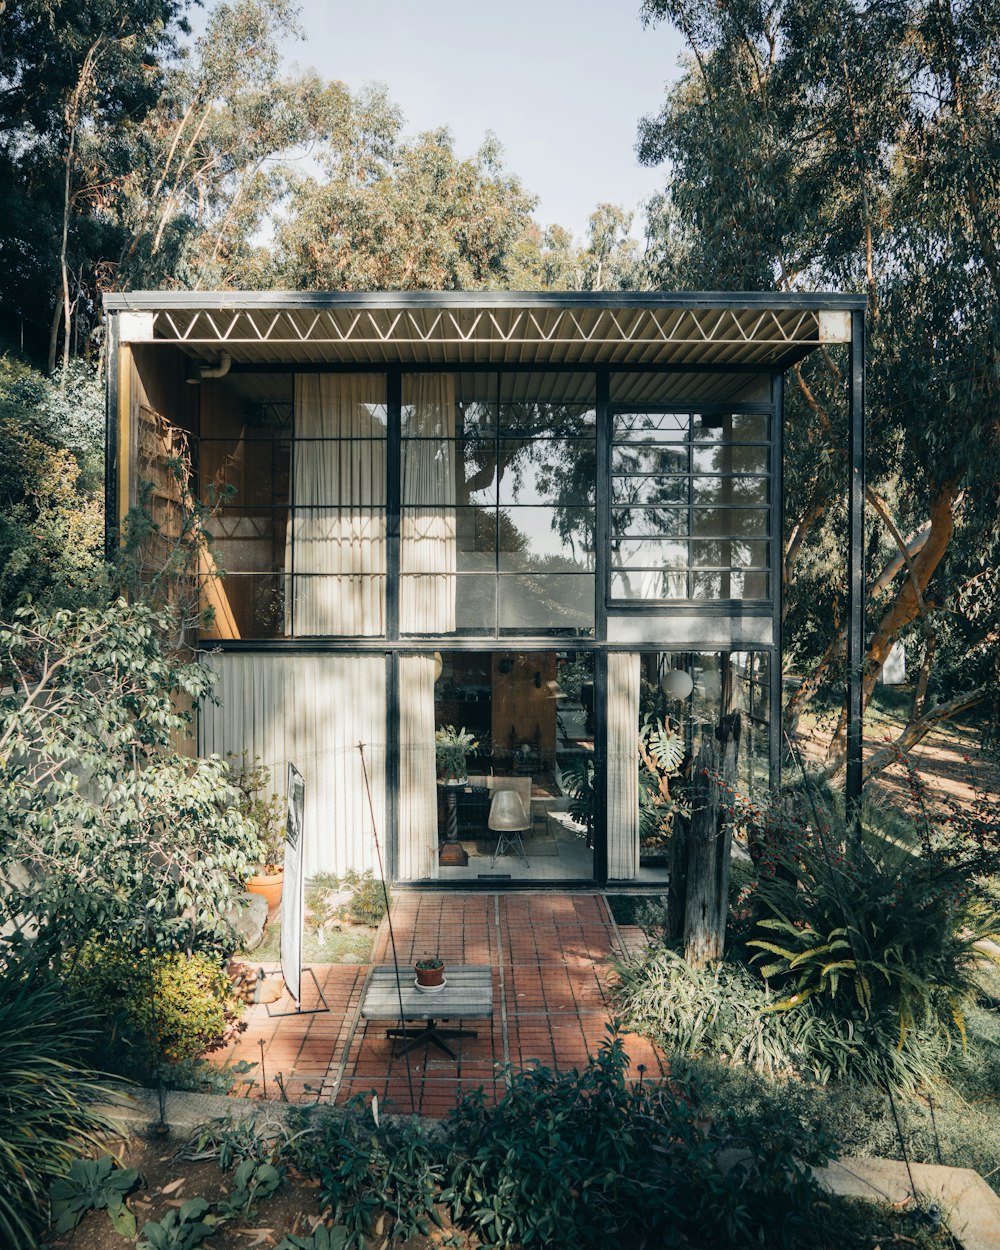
[396,654,440,880]
[400,373,457,633]
[200,653,387,878]
[288,374,386,636]
[606,651,640,879]
[394,374,458,879]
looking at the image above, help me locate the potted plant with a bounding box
[414,956,445,988]
[435,724,478,785]
[231,755,286,912]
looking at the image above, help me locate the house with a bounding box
[103,291,865,887]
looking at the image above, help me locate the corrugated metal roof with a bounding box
[106,291,862,370]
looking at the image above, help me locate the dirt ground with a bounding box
[795,702,997,813]
[47,1132,457,1250]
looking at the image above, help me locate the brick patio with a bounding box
[219,892,665,1117]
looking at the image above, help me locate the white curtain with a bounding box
[200,653,387,878]
[606,651,640,879]
[393,375,458,880]
[289,374,386,636]
[397,654,440,880]
[400,374,456,634]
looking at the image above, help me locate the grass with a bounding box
[246,919,375,966]
[237,872,384,966]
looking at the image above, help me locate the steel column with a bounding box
[846,309,866,819]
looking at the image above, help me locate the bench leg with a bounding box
[385,1021,478,1058]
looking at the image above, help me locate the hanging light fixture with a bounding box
[661,667,694,700]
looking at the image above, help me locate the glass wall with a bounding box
[400,373,596,636]
[604,649,774,883]
[401,649,596,882]
[198,374,292,639]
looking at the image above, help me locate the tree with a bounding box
[0,355,106,614]
[0,600,263,960]
[638,0,1000,771]
[273,121,545,291]
[0,0,190,368]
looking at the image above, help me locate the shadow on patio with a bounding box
[218,893,665,1117]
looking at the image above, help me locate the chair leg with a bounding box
[491,829,529,868]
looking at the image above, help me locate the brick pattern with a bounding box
[211,893,665,1116]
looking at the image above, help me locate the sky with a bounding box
[277,0,687,243]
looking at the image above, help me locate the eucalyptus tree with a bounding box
[0,0,191,369]
[639,0,1000,771]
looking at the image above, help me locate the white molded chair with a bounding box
[488,785,531,867]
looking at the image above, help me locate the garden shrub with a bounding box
[286,1097,445,1247]
[0,960,121,1250]
[748,828,1000,1082]
[617,771,1000,1092]
[614,945,859,1080]
[346,870,389,927]
[0,601,264,964]
[70,940,237,1075]
[445,1027,833,1249]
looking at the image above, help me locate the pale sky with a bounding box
[278,0,687,243]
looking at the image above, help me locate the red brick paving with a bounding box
[212,893,666,1116]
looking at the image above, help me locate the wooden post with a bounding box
[683,712,741,968]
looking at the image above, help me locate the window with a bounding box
[400,373,597,636]
[610,411,771,603]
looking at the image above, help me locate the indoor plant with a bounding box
[435,724,478,785]
[414,956,445,987]
[231,755,286,911]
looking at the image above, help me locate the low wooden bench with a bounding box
[360,964,493,1058]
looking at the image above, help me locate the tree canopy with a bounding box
[639,0,1000,764]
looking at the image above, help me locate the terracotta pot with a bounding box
[414,962,445,987]
[247,870,284,912]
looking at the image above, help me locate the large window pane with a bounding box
[610,570,687,599]
[692,476,769,505]
[612,538,689,569]
[499,439,596,505]
[692,508,769,537]
[612,507,689,538]
[498,508,595,572]
[690,539,768,567]
[199,572,287,640]
[612,476,688,506]
[454,575,498,633]
[498,575,594,632]
[691,444,769,474]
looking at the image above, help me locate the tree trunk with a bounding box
[683,712,741,968]
[826,480,958,770]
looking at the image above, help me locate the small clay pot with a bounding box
[414,961,445,987]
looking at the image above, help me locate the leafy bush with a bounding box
[49,1154,142,1237]
[749,830,1000,1074]
[613,942,951,1090]
[0,962,121,1249]
[445,1027,833,1249]
[0,601,264,961]
[230,753,287,872]
[70,941,238,1074]
[286,1097,444,1247]
[614,945,854,1079]
[138,1198,218,1250]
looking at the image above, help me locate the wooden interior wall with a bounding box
[123,344,201,755]
[491,652,557,766]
